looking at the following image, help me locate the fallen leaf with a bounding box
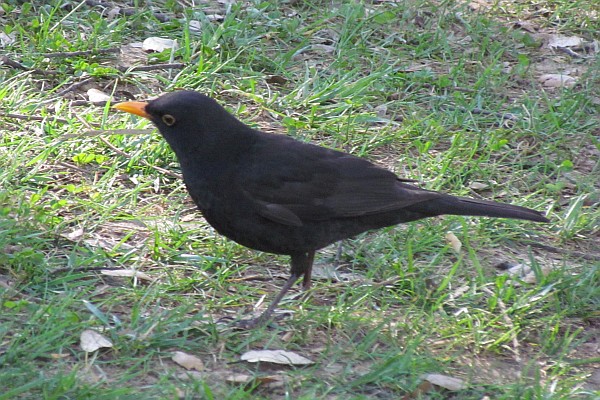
[445,232,462,253]
[402,380,434,399]
[241,349,314,365]
[266,75,287,85]
[502,262,552,284]
[513,20,537,33]
[101,269,153,281]
[83,237,135,251]
[172,351,205,371]
[142,37,178,53]
[0,31,16,47]
[80,329,113,352]
[469,181,489,190]
[539,74,577,88]
[224,373,283,388]
[420,373,467,390]
[311,44,336,54]
[311,264,366,283]
[449,285,470,300]
[175,371,203,380]
[225,373,253,383]
[374,104,388,118]
[548,35,584,49]
[106,6,120,20]
[87,89,111,104]
[188,20,202,33]
[2,245,23,254]
[206,13,225,22]
[61,227,84,241]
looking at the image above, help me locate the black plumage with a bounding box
[115,91,548,327]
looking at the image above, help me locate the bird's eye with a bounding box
[162,114,176,126]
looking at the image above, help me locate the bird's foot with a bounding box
[234,317,266,330]
[233,311,292,330]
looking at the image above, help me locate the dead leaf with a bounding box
[61,227,84,241]
[241,349,314,365]
[50,353,70,359]
[142,37,178,53]
[172,351,205,371]
[266,75,287,85]
[402,380,434,399]
[539,74,576,88]
[87,89,111,104]
[374,104,388,118]
[449,285,470,300]
[469,181,489,191]
[206,13,225,22]
[225,373,253,383]
[80,329,113,352]
[83,237,135,251]
[445,232,462,253]
[2,245,23,254]
[188,20,202,33]
[311,44,336,54]
[175,371,203,380]
[0,274,15,290]
[0,31,16,47]
[513,20,537,33]
[420,373,467,390]
[224,373,283,388]
[548,35,584,49]
[106,6,120,20]
[502,262,552,284]
[311,264,366,283]
[100,269,153,281]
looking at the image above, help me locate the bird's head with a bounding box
[114,90,249,159]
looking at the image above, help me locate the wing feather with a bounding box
[237,135,440,223]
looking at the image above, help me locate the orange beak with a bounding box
[113,101,151,119]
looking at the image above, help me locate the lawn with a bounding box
[0,0,598,398]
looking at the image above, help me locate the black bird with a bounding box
[114,91,549,328]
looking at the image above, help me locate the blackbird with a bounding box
[114,91,549,328]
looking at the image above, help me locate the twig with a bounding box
[555,46,584,59]
[0,112,69,124]
[435,99,520,122]
[0,278,42,304]
[62,129,153,139]
[67,100,102,107]
[98,136,183,180]
[523,241,600,261]
[0,55,28,70]
[42,48,120,58]
[49,266,127,275]
[54,77,95,97]
[56,161,92,176]
[117,63,186,73]
[84,0,171,22]
[0,55,59,76]
[482,286,521,363]
[470,107,519,121]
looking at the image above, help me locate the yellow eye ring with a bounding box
[162,114,176,126]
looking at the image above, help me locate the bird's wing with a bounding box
[237,136,441,225]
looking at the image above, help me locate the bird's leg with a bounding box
[236,251,315,329]
[301,251,315,291]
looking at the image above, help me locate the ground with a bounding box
[0,0,598,398]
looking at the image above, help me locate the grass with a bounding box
[1,0,599,398]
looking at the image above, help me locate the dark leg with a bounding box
[237,251,315,329]
[301,251,315,290]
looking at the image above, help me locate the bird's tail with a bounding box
[408,195,549,222]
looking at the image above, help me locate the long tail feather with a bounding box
[409,195,549,222]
